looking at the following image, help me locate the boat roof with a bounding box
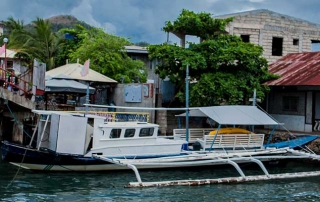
[32,110,105,119]
[101,122,159,128]
[176,106,280,126]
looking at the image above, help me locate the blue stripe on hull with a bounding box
[1,141,187,168]
[264,135,318,149]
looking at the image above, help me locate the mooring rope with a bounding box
[6,148,28,189]
[0,88,35,188]
[256,104,317,153]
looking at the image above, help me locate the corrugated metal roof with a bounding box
[265,52,320,86]
[177,106,280,125]
[125,45,148,54]
[0,49,17,59]
[46,63,117,83]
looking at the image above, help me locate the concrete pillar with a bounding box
[259,29,263,46]
[229,23,234,35]
[299,33,303,53]
[155,93,167,135]
[157,110,167,135]
[12,121,23,144]
[305,91,313,132]
[0,122,3,141]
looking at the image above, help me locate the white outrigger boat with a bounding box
[2,105,319,174]
[3,105,320,188]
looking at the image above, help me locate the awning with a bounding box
[46,63,117,83]
[175,109,207,117]
[176,106,280,126]
[45,78,95,94]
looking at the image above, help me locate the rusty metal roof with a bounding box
[265,52,320,86]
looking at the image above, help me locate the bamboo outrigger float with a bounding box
[94,148,320,188]
[85,104,320,188]
[126,171,320,188]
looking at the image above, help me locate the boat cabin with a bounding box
[32,110,186,158]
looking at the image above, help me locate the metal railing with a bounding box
[69,111,150,122]
[0,67,33,99]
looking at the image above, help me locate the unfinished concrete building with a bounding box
[216,9,320,63]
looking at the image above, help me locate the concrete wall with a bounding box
[270,114,307,132]
[268,91,305,116]
[112,84,156,122]
[218,10,320,63]
[267,91,306,132]
[267,90,315,132]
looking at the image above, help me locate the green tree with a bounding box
[69,27,147,83]
[6,17,63,69]
[55,25,88,67]
[148,9,278,106]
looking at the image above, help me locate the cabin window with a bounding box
[124,129,136,138]
[240,35,250,43]
[293,39,299,45]
[110,129,122,139]
[272,37,283,56]
[139,128,154,137]
[282,96,299,112]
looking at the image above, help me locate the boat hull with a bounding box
[2,141,290,171]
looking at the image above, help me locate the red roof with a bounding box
[265,52,320,86]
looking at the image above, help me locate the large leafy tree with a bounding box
[55,25,87,67]
[66,27,147,83]
[6,17,63,69]
[148,9,278,106]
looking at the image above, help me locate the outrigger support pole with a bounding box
[92,154,143,185]
[225,159,246,178]
[248,158,270,177]
[209,124,221,151]
[266,125,277,145]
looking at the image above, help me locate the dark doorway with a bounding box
[272,37,283,56]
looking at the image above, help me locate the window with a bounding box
[6,61,13,69]
[139,128,154,137]
[311,40,320,52]
[124,129,135,138]
[282,96,299,112]
[272,37,283,56]
[293,39,299,46]
[110,129,121,139]
[240,35,250,43]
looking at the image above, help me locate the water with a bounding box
[1,161,320,202]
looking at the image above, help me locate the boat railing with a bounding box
[66,111,150,122]
[197,133,265,151]
[173,128,214,143]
